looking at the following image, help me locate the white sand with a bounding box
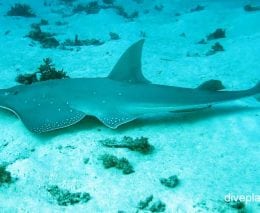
[0,0,259,212]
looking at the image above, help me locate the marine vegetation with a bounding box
[113,5,139,20]
[47,185,91,206]
[207,28,226,40]
[0,165,13,186]
[100,136,154,154]
[149,201,166,212]
[6,3,36,17]
[59,0,76,5]
[83,157,90,164]
[160,175,179,188]
[72,2,138,20]
[31,19,49,29]
[109,32,120,40]
[206,42,224,56]
[15,73,37,85]
[195,199,247,212]
[27,25,59,48]
[225,200,245,211]
[100,154,134,174]
[137,195,153,209]
[190,5,205,12]
[16,58,69,84]
[37,58,69,81]
[73,1,101,14]
[61,35,104,47]
[137,195,166,212]
[154,5,164,12]
[103,0,115,4]
[244,4,260,12]
[197,38,207,44]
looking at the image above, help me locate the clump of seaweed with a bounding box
[72,2,138,20]
[190,5,205,13]
[6,3,36,17]
[109,32,120,40]
[137,195,166,212]
[160,175,179,188]
[55,21,68,26]
[138,195,153,209]
[47,185,91,206]
[100,154,134,174]
[186,52,200,57]
[30,19,49,29]
[149,201,166,212]
[244,4,260,12]
[15,73,37,85]
[83,157,90,164]
[211,42,224,51]
[61,34,104,47]
[0,165,13,186]
[207,28,226,40]
[197,38,207,44]
[103,0,115,4]
[154,5,164,12]
[206,42,224,56]
[113,5,139,20]
[27,25,59,48]
[59,0,76,5]
[101,154,118,168]
[100,136,154,154]
[15,58,69,84]
[73,1,101,14]
[38,58,68,81]
[226,200,245,211]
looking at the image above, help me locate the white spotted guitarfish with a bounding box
[0,40,259,133]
